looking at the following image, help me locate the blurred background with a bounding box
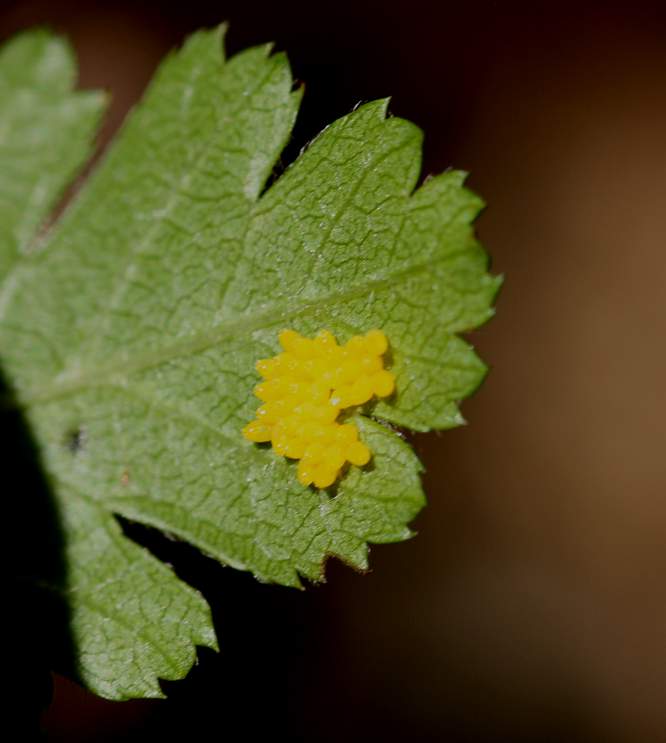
[3,0,666,740]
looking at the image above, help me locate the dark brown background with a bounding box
[3,1,666,740]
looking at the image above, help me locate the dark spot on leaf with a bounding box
[63,426,85,455]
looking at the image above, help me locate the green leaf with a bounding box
[61,492,217,699]
[0,27,499,699]
[0,29,105,292]
[0,28,217,701]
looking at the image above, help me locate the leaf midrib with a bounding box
[21,244,468,406]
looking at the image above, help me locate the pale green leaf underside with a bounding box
[0,27,499,699]
[0,29,217,700]
[0,29,104,300]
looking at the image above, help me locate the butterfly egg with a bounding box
[256,399,290,423]
[347,440,371,466]
[311,402,340,425]
[302,357,329,381]
[365,329,388,356]
[330,345,346,364]
[345,335,367,355]
[299,339,320,360]
[255,403,274,423]
[323,445,347,472]
[313,329,337,353]
[283,380,307,400]
[280,329,318,360]
[280,415,302,436]
[292,400,316,419]
[335,423,359,444]
[330,385,353,408]
[322,423,344,444]
[340,359,364,384]
[320,367,337,386]
[297,459,318,486]
[295,400,330,423]
[293,358,309,376]
[258,355,286,380]
[308,381,330,404]
[371,369,395,398]
[348,376,375,406]
[256,357,282,379]
[242,420,272,442]
[303,441,327,465]
[271,426,290,456]
[360,354,382,374]
[313,466,338,489]
[278,329,303,352]
[284,438,306,460]
[296,420,320,442]
[254,379,287,402]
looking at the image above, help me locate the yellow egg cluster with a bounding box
[242,329,395,489]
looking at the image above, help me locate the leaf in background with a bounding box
[0,26,500,699]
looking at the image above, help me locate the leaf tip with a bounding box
[179,22,228,64]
